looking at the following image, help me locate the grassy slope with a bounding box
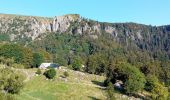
[15,68,107,100]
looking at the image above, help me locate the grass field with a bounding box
[14,67,107,100]
[14,67,140,100]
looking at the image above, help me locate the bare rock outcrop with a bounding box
[0,14,146,42]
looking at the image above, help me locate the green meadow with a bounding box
[15,68,107,100]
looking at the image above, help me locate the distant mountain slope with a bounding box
[0,14,170,58]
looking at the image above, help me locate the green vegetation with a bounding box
[32,53,44,68]
[105,63,146,94]
[106,82,116,100]
[0,19,170,99]
[1,32,170,99]
[0,34,10,41]
[44,68,56,79]
[86,53,107,74]
[64,71,69,78]
[0,92,15,100]
[72,57,82,71]
[14,68,106,100]
[0,44,33,68]
[0,67,25,94]
[36,69,42,75]
[0,44,51,68]
[145,75,168,99]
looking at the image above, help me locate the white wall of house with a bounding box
[39,63,59,69]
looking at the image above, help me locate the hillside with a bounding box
[14,67,142,100]
[14,67,106,100]
[0,14,170,100]
[0,14,170,58]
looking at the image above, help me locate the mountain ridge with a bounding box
[0,13,170,57]
[0,13,165,41]
[1,13,168,26]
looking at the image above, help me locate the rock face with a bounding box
[0,14,52,40]
[53,15,75,32]
[0,14,118,41]
[0,13,170,52]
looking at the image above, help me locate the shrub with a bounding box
[0,68,24,94]
[4,73,24,94]
[0,92,15,100]
[55,56,67,66]
[106,82,116,100]
[106,63,146,95]
[64,71,69,77]
[44,68,56,79]
[12,63,24,69]
[87,53,108,74]
[120,63,146,94]
[32,52,44,68]
[72,58,82,71]
[36,69,42,75]
[0,57,14,67]
[145,75,168,100]
[151,82,168,100]
[5,58,14,66]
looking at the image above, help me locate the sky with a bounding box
[0,0,170,26]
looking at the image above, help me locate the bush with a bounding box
[106,82,116,100]
[32,52,44,68]
[87,53,108,74]
[151,82,168,100]
[145,75,168,100]
[106,63,146,95]
[72,58,82,71]
[5,58,14,66]
[0,68,24,94]
[12,63,25,69]
[120,63,146,94]
[36,69,42,75]
[64,71,69,77]
[4,73,24,94]
[44,68,56,79]
[0,92,15,100]
[0,57,14,67]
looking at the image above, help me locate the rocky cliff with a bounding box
[0,14,120,41]
[0,14,170,53]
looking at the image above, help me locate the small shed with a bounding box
[39,63,59,69]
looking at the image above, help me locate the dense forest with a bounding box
[1,31,170,99]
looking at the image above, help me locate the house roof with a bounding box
[39,63,59,68]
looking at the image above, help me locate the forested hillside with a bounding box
[0,14,170,99]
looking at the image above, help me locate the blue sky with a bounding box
[0,0,170,26]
